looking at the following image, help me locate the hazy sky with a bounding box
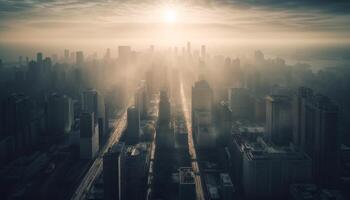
[0,0,349,45]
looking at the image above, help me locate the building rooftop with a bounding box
[220,173,233,186]
[107,142,125,154]
[233,132,309,161]
[290,184,346,200]
[265,95,291,103]
[179,167,195,184]
[194,80,210,88]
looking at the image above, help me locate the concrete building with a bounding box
[118,46,131,62]
[125,143,151,200]
[254,97,266,123]
[292,87,339,186]
[135,80,149,119]
[293,87,313,147]
[217,101,232,145]
[82,89,106,139]
[36,52,43,65]
[47,93,73,137]
[158,90,170,125]
[103,142,126,200]
[79,112,99,159]
[228,88,254,120]
[201,45,206,59]
[1,93,32,154]
[220,173,235,200]
[193,111,215,148]
[192,80,213,114]
[179,167,196,200]
[126,106,140,145]
[289,184,346,200]
[157,90,174,148]
[76,51,84,66]
[240,137,312,199]
[64,49,69,62]
[265,95,292,145]
[192,80,215,148]
[228,122,265,190]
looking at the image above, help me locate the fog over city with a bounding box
[1,0,350,64]
[0,1,350,200]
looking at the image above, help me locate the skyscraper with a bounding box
[179,167,196,200]
[126,106,140,145]
[134,80,148,119]
[293,87,339,186]
[157,90,173,148]
[76,51,84,66]
[36,52,43,65]
[79,112,99,159]
[187,41,191,55]
[293,87,313,147]
[82,89,106,139]
[103,143,126,200]
[201,45,206,58]
[192,80,215,148]
[220,173,235,200]
[228,88,254,120]
[118,46,131,62]
[64,49,69,62]
[265,95,292,145]
[105,48,111,60]
[192,80,213,115]
[47,93,73,138]
[1,94,31,154]
[158,90,170,125]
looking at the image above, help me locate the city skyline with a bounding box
[0,1,350,48]
[0,1,350,200]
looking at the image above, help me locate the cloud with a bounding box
[0,0,349,43]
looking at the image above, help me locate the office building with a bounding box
[64,49,69,62]
[47,93,73,137]
[134,80,148,119]
[79,112,99,159]
[103,143,126,200]
[192,80,215,148]
[125,143,151,200]
[220,173,235,200]
[265,95,292,145]
[193,111,215,148]
[292,87,339,186]
[187,42,191,55]
[76,51,84,66]
[158,90,170,125]
[217,101,232,144]
[227,122,264,189]
[201,45,206,58]
[36,52,43,65]
[255,97,266,122]
[157,90,174,148]
[228,88,254,120]
[126,106,140,145]
[289,184,346,200]
[293,87,313,147]
[179,167,196,200]
[1,94,32,154]
[82,89,106,139]
[118,46,131,61]
[192,80,213,119]
[240,136,312,199]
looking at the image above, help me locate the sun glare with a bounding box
[163,7,177,23]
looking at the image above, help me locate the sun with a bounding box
[163,7,177,23]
